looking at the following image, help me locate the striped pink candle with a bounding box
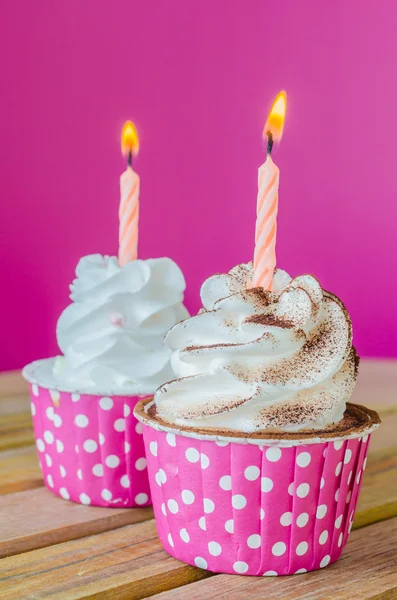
[119,121,140,267]
[251,91,287,290]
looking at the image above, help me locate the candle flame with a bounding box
[121,121,139,157]
[263,91,287,143]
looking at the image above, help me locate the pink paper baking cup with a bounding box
[135,402,379,576]
[25,375,152,508]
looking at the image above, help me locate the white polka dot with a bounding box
[247,534,261,549]
[32,384,39,396]
[320,477,325,489]
[319,530,329,545]
[334,440,343,450]
[363,457,368,470]
[77,468,83,480]
[43,430,54,444]
[296,483,310,498]
[261,477,274,493]
[362,434,369,443]
[338,533,343,547]
[161,503,167,516]
[295,568,307,574]
[75,414,89,428]
[105,455,120,468]
[219,475,232,491]
[124,441,131,453]
[296,541,308,556]
[233,561,249,574]
[167,499,179,514]
[59,487,69,500]
[149,441,158,456]
[158,469,167,484]
[92,464,104,477]
[348,522,353,533]
[297,452,311,467]
[75,445,79,454]
[272,542,287,556]
[266,447,282,462]
[123,404,131,417]
[316,504,327,519]
[180,528,190,543]
[59,465,66,477]
[168,533,174,547]
[288,482,295,495]
[199,516,206,531]
[185,447,199,463]
[30,402,36,416]
[280,512,292,526]
[50,390,60,404]
[348,471,353,484]
[83,439,98,453]
[244,465,260,481]
[195,557,208,570]
[231,494,246,509]
[135,457,147,471]
[208,541,222,556]
[154,471,162,486]
[71,393,80,402]
[335,488,340,501]
[297,512,309,527]
[46,406,54,421]
[215,440,229,447]
[99,397,113,410]
[166,433,176,446]
[135,422,143,434]
[200,453,210,469]
[356,471,362,484]
[346,490,352,504]
[101,489,112,501]
[263,570,278,576]
[121,475,130,488]
[260,508,265,520]
[45,454,52,467]
[225,519,234,533]
[344,449,352,464]
[335,462,343,476]
[56,440,64,453]
[99,433,105,445]
[181,490,195,505]
[204,498,215,513]
[114,418,125,432]
[53,414,62,428]
[47,474,54,488]
[335,515,343,529]
[135,493,149,505]
[36,439,45,452]
[320,555,331,568]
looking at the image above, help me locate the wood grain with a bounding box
[0,520,211,600]
[147,517,397,600]
[0,487,153,558]
[0,412,34,451]
[0,446,42,495]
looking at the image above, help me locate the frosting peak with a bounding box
[54,254,189,395]
[155,263,358,432]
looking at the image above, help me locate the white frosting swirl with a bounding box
[154,263,358,432]
[53,254,189,395]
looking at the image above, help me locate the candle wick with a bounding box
[266,130,274,155]
[128,149,132,167]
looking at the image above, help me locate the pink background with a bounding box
[1,1,396,371]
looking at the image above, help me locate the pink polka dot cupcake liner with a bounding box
[26,380,151,508]
[135,404,378,576]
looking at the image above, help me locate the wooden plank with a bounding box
[0,446,42,495]
[351,359,397,414]
[0,487,153,558]
[0,411,34,451]
[0,370,28,398]
[0,520,211,600]
[147,517,397,600]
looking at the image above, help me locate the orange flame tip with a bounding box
[121,121,139,157]
[263,91,287,143]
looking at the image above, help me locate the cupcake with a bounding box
[134,263,380,575]
[23,254,188,507]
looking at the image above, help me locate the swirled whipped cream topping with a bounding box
[52,254,189,395]
[154,263,358,432]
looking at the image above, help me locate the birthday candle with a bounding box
[119,121,140,267]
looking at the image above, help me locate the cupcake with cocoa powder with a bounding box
[135,263,379,576]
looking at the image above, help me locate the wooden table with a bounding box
[0,361,396,600]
